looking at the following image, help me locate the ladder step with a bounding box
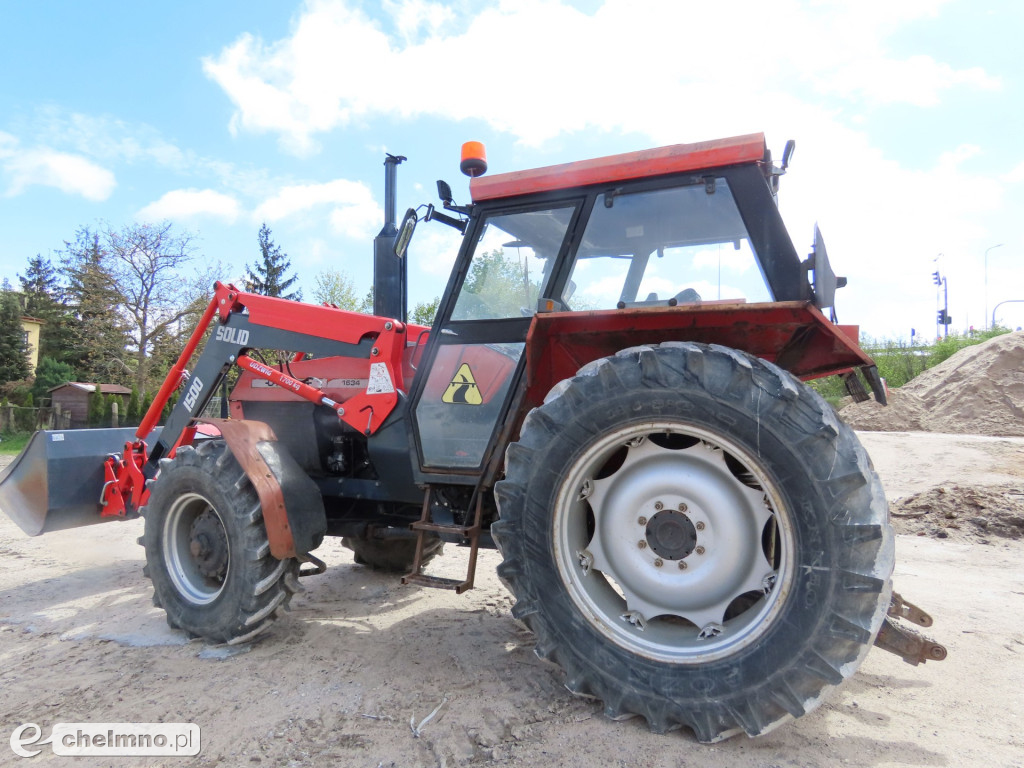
[411,520,479,536]
[401,572,473,594]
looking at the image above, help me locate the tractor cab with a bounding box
[405,134,869,484]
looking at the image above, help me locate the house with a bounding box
[19,316,44,374]
[48,382,132,428]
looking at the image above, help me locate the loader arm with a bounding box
[99,281,411,525]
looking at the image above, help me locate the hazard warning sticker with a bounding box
[442,363,482,405]
[366,362,395,394]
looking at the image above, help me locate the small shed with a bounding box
[48,382,132,428]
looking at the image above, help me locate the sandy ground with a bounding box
[1,432,1023,768]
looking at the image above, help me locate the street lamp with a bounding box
[985,243,1004,329]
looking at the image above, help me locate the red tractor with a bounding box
[0,133,943,741]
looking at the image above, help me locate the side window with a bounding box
[451,206,574,320]
[564,181,771,310]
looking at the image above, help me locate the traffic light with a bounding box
[932,270,942,285]
[937,310,951,325]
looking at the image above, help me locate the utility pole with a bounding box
[932,269,951,338]
[984,243,1004,330]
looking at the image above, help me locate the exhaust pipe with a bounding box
[372,153,407,322]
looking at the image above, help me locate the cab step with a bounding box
[402,487,482,593]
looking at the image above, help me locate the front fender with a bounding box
[199,418,325,560]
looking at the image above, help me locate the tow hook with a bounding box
[873,591,948,665]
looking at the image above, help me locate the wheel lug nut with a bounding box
[638,516,647,526]
[654,501,664,511]
[695,521,705,531]
[654,558,664,567]
[678,502,687,512]
[678,561,688,570]
[637,540,647,549]
[695,546,706,555]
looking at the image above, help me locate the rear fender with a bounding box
[199,418,325,560]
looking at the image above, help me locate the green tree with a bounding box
[0,290,30,385]
[127,386,141,424]
[246,223,301,300]
[31,357,76,403]
[88,389,106,426]
[61,228,132,385]
[312,269,361,309]
[410,297,440,326]
[18,253,79,368]
[458,249,539,318]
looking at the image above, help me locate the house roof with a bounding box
[48,382,133,395]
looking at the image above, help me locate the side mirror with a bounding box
[437,180,454,206]
[809,225,846,310]
[394,208,418,259]
[782,139,796,171]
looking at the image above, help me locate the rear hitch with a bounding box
[873,591,947,665]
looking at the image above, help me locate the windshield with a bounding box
[563,180,772,310]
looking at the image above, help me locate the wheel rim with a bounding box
[162,492,230,605]
[553,421,795,664]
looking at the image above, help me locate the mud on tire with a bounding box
[492,343,894,742]
[142,440,300,644]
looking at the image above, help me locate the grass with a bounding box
[0,432,33,455]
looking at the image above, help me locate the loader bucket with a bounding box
[0,427,161,536]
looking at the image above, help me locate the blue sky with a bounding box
[1,0,1020,339]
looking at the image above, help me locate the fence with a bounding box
[0,396,226,434]
[0,405,72,433]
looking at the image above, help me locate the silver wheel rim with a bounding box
[162,493,229,605]
[553,421,795,664]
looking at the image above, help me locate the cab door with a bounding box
[410,201,579,477]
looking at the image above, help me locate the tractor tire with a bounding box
[343,533,443,572]
[141,440,300,644]
[492,343,893,742]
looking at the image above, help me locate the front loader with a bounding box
[0,133,944,741]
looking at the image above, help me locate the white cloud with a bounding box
[254,179,382,240]
[203,0,998,153]
[1,136,116,201]
[824,56,1000,107]
[137,188,242,223]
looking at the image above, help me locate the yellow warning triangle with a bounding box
[442,363,483,405]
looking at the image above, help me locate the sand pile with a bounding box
[841,331,1024,436]
[890,484,1024,543]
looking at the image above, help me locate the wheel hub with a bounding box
[189,510,228,580]
[555,424,794,663]
[645,509,697,561]
[163,493,230,605]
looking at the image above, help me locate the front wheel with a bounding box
[493,343,893,741]
[142,440,300,644]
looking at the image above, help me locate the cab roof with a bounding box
[469,133,767,203]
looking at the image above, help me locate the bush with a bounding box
[31,357,76,403]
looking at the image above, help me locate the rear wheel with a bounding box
[493,343,893,741]
[142,440,300,644]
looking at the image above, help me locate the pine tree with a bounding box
[18,253,78,368]
[0,290,30,385]
[246,223,301,300]
[127,386,141,425]
[88,389,106,426]
[60,228,132,386]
